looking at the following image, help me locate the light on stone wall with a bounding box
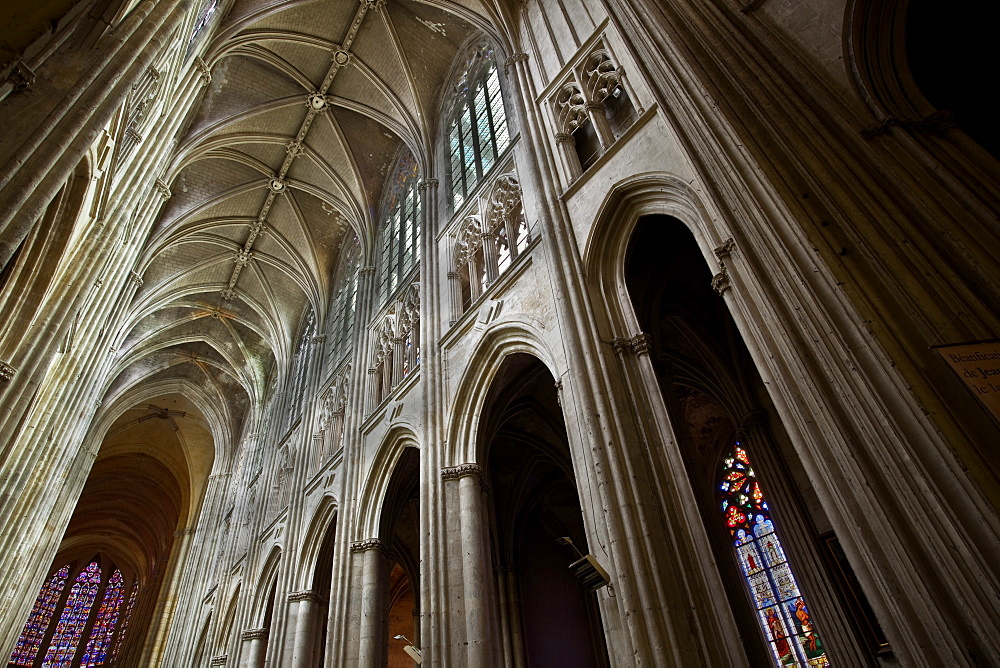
[557,537,611,592]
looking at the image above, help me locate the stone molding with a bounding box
[242,628,268,640]
[210,656,227,666]
[861,110,956,140]
[0,361,16,382]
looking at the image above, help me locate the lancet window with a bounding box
[447,45,511,210]
[329,233,361,357]
[453,173,529,312]
[10,559,139,668]
[379,151,421,304]
[285,312,316,429]
[720,445,829,667]
[8,565,69,665]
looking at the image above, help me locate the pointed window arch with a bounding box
[110,580,139,663]
[720,445,829,667]
[43,561,103,667]
[379,151,421,304]
[80,569,125,667]
[448,45,511,210]
[8,565,70,665]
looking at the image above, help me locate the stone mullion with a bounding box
[553,132,582,182]
[508,50,746,664]
[585,101,615,149]
[504,216,520,262]
[391,336,405,387]
[328,264,377,666]
[468,252,484,302]
[480,232,500,286]
[604,2,1000,664]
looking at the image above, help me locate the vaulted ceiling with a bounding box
[102,0,498,459]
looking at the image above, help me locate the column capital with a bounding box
[210,655,228,666]
[736,409,768,438]
[504,52,529,76]
[711,264,731,295]
[288,590,323,603]
[195,56,212,85]
[242,628,268,640]
[172,527,195,537]
[713,237,736,261]
[555,132,575,144]
[441,463,483,481]
[418,178,439,191]
[0,361,16,383]
[350,537,388,553]
[128,270,144,287]
[154,179,172,199]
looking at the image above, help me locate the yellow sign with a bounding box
[935,340,1000,421]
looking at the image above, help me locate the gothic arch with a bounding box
[249,546,282,628]
[356,425,420,540]
[296,494,338,591]
[446,320,557,466]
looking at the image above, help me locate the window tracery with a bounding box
[109,580,138,663]
[329,233,361,358]
[379,152,421,304]
[447,45,511,210]
[80,569,125,667]
[720,445,829,667]
[453,172,529,312]
[43,561,102,667]
[550,43,638,175]
[367,282,420,411]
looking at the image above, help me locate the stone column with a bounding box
[554,133,581,181]
[288,590,322,668]
[239,628,267,668]
[365,367,378,413]
[352,539,389,667]
[480,233,499,286]
[391,336,405,386]
[446,271,463,325]
[584,101,614,148]
[441,463,499,666]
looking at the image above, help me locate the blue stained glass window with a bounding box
[378,151,421,304]
[720,446,829,667]
[8,565,70,665]
[80,569,125,667]
[43,562,102,667]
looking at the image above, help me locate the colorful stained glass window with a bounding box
[110,580,138,662]
[43,561,102,667]
[79,569,125,667]
[8,565,70,665]
[448,46,511,210]
[720,445,829,667]
[189,0,219,44]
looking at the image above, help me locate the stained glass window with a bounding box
[720,445,829,667]
[448,46,511,210]
[80,569,125,667]
[43,561,102,667]
[110,580,138,663]
[378,151,421,304]
[8,565,70,665]
[189,0,219,44]
[330,233,361,357]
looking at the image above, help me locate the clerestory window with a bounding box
[448,46,511,211]
[378,151,421,304]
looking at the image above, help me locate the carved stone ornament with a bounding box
[220,288,236,301]
[6,61,35,90]
[288,590,322,603]
[307,92,329,112]
[129,270,144,287]
[713,237,736,260]
[195,56,212,85]
[441,463,483,480]
[154,179,172,199]
[350,538,388,553]
[712,264,731,295]
[361,0,386,8]
[210,656,227,666]
[332,49,351,66]
[0,361,16,382]
[234,250,254,267]
[241,628,268,640]
[268,177,286,193]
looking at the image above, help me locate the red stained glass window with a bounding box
[43,561,102,667]
[8,565,70,665]
[110,580,138,662]
[720,445,830,667]
[80,569,125,667]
